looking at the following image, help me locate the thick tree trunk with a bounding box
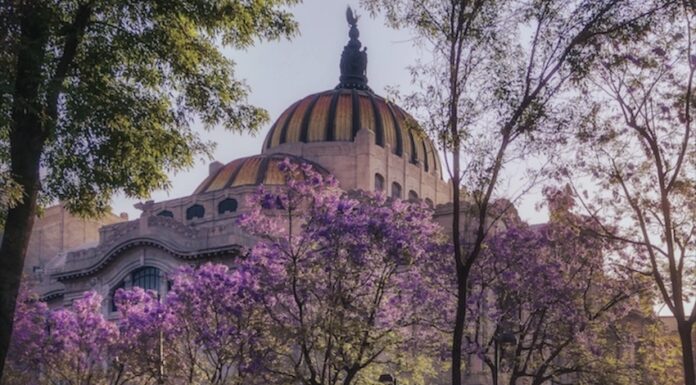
[677,321,696,385]
[0,2,48,379]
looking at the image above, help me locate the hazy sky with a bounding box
[110,0,549,224]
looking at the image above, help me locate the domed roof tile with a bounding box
[193,153,327,195]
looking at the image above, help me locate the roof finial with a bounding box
[337,6,370,91]
[346,6,359,27]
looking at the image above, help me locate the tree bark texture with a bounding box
[677,321,696,385]
[0,2,48,379]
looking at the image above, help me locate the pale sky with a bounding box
[110,0,549,225]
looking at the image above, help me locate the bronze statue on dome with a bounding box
[346,6,359,26]
[337,6,370,91]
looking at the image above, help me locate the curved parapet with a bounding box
[52,215,253,282]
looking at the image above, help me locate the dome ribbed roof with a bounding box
[194,153,327,195]
[262,88,441,175]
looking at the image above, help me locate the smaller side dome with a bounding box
[193,154,328,195]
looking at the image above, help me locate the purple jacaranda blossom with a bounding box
[5,160,450,385]
[111,263,273,385]
[238,159,450,385]
[5,289,118,385]
[463,187,643,385]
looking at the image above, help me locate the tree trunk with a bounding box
[0,2,48,379]
[451,271,466,385]
[677,321,696,385]
[451,142,464,385]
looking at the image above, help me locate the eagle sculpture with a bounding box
[346,6,359,26]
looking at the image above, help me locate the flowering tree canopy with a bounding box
[5,264,273,385]
[562,4,696,384]
[465,187,652,385]
[112,263,271,385]
[5,290,117,385]
[238,159,449,385]
[3,160,450,385]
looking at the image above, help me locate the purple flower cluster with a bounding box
[6,290,117,384]
[462,187,641,382]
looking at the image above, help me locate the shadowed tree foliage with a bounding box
[0,0,298,377]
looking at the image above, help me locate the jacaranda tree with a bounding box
[4,290,117,385]
[564,3,696,383]
[5,263,273,385]
[358,1,672,382]
[238,159,450,385]
[466,187,650,385]
[113,263,272,385]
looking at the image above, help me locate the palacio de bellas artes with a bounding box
[2,1,696,385]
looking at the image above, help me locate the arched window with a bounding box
[408,190,419,201]
[218,198,238,214]
[110,266,163,312]
[375,173,385,192]
[425,198,434,208]
[391,182,402,199]
[132,267,161,292]
[186,204,204,220]
[157,210,174,218]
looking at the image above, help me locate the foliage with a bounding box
[561,3,696,384]
[360,1,671,384]
[238,159,450,385]
[112,263,272,385]
[466,187,644,385]
[0,1,298,377]
[0,0,298,214]
[3,290,117,385]
[4,263,272,385]
[3,161,451,385]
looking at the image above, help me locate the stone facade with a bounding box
[22,204,126,301]
[33,132,452,309]
[24,204,126,276]
[264,126,451,205]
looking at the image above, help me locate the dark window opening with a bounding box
[186,204,204,220]
[132,267,161,292]
[375,173,385,192]
[157,210,174,218]
[408,190,419,201]
[391,182,402,199]
[218,198,238,214]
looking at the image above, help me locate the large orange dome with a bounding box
[262,88,441,175]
